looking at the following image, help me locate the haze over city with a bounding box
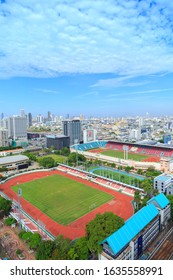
[0,0,173,116]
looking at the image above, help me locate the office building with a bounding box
[63,119,81,146]
[48,111,51,121]
[0,128,8,147]
[27,113,32,127]
[7,116,27,140]
[46,134,70,150]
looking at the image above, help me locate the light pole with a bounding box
[18,188,22,230]
[74,139,78,168]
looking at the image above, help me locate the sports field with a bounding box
[12,174,113,225]
[37,154,66,163]
[90,168,143,186]
[101,149,150,161]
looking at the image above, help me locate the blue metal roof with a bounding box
[147,193,170,209]
[156,175,170,182]
[101,204,159,255]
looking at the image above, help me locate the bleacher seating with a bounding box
[105,143,124,150]
[105,141,173,158]
[71,141,107,151]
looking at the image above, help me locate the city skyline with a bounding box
[0,1,173,116]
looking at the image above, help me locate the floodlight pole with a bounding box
[18,188,22,230]
[75,139,78,167]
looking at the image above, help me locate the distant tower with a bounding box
[48,111,51,121]
[28,113,32,127]
[1,113,4,120]
[20,109,25,117]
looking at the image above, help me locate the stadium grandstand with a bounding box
[71,140,173,157]
[71,140,107,151]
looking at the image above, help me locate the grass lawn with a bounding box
[37,154,67,164]
[101,149,149,161]
[92,169,143,186]
[12,174,113,225]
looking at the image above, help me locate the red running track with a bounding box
[0,170,134,240]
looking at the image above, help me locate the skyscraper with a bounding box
[48,111,51,121]
[20,109,25,117]
[8,116,27,140]
[28,113,32,127]
[63,119,81,145]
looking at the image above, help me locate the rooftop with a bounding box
[46,134,68,139]
[0,155,29,165]
[101,204,159,256]
[155,175,172,182]
[147,193,170,209]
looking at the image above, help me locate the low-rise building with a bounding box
[99,193,170,260]
[0,155,29,170]
[46,134,70,150]
[154,174,173,195]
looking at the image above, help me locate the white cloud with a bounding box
[0,0,173,78]
[99,87,173,102]
[35,88,60,94]
[91,75,149,88]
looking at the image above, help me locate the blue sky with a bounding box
[0,0,173,117]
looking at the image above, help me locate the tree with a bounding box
[120,175,125,182]
[51,235,71,260]
[68,237,89,260]
[137,169,143,175]
[0,197,12,216]
[86,212,124,255]
[61,147,70,156]
[167,195,173,221]
[38,157,55,168]
[145,167,161,178]
[141,179,153,198]
[4,217,16,226]
[134,190,141,211]
[36,240,55,260]
[29,233,42,250]
[125,166,132,173]
[68,153,86,164]
[23,151,37,161]
[20,231,33,242]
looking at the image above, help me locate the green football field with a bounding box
[12,174,113,225]
[101,149,149,161]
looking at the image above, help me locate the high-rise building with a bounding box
[1,113,4,120]
[20,109,25,117]
[63,119,81,145]
[7,116,27,140]
[48,111,51,121]
[27,113,32,127]
[129,128,141,140]
[0,128,8,147]
[36,114,44,123]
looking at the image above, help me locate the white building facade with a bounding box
[154,174,173,195]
